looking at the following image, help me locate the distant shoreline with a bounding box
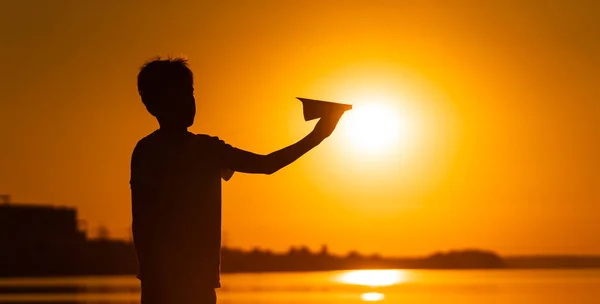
[3,244,600,278]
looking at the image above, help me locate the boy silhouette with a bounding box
[130,57,344,304]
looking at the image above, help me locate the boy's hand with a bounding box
[310,111,345,143]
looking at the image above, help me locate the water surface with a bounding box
[0,269,598,303]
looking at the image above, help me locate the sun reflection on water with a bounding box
[336,270,408,302]
[337,269,407,287]
[361,292,385,301]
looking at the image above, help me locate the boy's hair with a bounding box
[137,57,194,112]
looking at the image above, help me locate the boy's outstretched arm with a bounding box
[222,111,344,175]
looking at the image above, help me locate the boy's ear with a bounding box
[143,98,161,117]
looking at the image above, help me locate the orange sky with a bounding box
[1,0,599,256]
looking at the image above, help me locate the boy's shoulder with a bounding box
[195,133,223,143]
[133,131,226,152]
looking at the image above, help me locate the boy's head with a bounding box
[137,57,195,129]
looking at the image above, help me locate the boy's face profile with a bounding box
[158,77,196,128]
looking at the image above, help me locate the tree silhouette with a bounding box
[96,224,110,240]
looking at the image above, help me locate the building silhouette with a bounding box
[0,195,86,276]
[0,195,136,277]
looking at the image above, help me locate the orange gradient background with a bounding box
[0,0,599,256]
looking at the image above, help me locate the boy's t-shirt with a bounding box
[130,129,240,288]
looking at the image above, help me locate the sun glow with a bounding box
[338,99,411,155]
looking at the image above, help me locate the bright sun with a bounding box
[339,102,406,154]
